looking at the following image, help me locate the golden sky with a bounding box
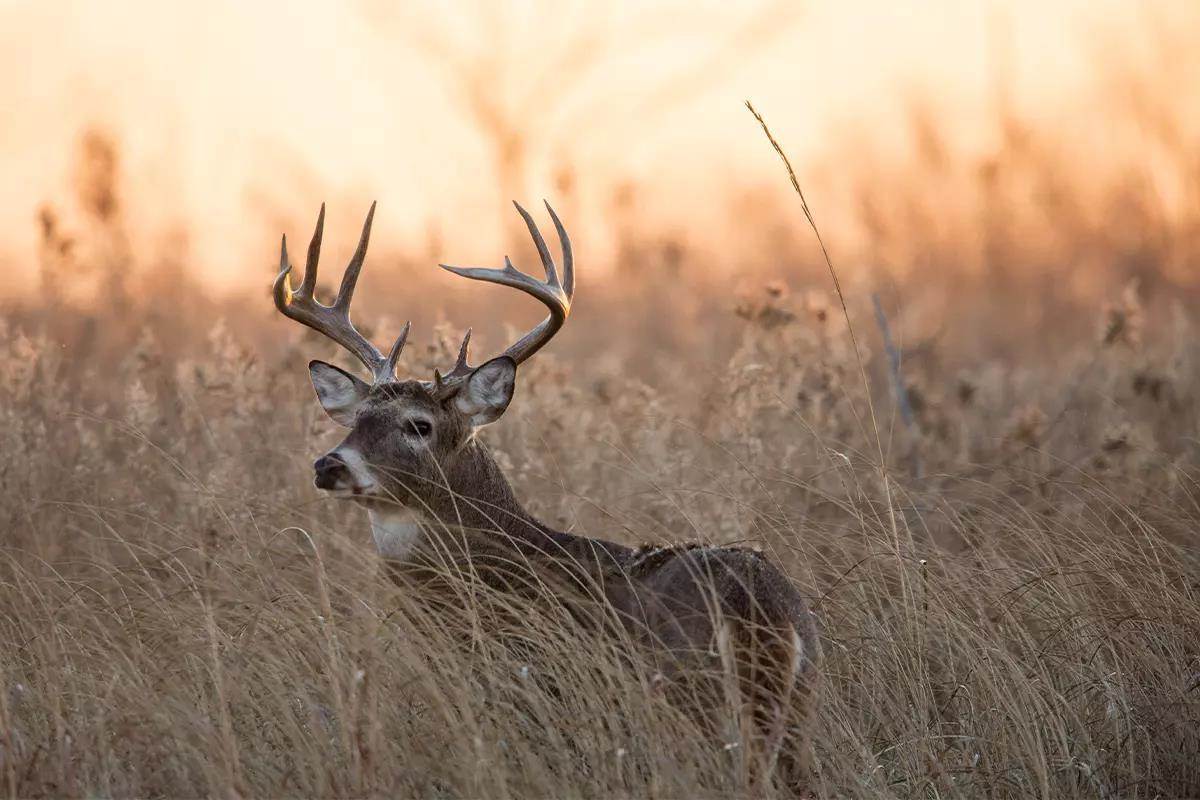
[0,0,1186,292]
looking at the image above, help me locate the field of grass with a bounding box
[3,106,1200,798]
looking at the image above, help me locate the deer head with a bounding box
[273,201,573,516]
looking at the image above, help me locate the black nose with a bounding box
[313,453,349,489]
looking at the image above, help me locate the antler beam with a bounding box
[436,201,574,392]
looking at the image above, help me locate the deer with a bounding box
[272,201,822,792]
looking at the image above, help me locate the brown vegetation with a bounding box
[2,97,1199,796]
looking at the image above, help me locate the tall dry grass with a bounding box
[2,93,1200,797]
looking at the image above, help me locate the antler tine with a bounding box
[335,201,375,311]
[377,320,411,384]
[513,201,557,287]
[273,204,389,379]
[450,328,473,375]
[273,234,303,313]
[300,203,325,298]
[544,200,574,297]
[436,202,574,381]
[430,328,476,397]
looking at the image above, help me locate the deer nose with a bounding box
[313,453,349,490]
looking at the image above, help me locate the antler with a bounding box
[275,201,574,395]
[435,201,574,393]
[273,203,410,384]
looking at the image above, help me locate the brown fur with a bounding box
[324,377,823,791]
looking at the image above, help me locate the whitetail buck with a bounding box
[273,202,821,791]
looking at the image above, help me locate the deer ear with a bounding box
[454,357,516,427]
[309,360,369,427]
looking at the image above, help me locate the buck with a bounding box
[273,202,821,790]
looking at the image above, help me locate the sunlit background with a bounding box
[5,0,1197,295]
[5,7,1200,796]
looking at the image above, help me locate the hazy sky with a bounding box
[0,0,1177,292]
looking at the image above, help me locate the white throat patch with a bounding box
[367,508,427,560]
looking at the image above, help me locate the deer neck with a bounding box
[367,439,632,575]
[432,438,634,569]
[362,439,552,564]
[426,437,555,543]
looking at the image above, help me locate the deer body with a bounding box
[274,202,822,791]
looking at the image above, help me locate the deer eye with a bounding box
[406,419,433,438]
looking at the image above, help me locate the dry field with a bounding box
[2,114,1200,799]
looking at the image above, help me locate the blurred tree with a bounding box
[362,1,801,249]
